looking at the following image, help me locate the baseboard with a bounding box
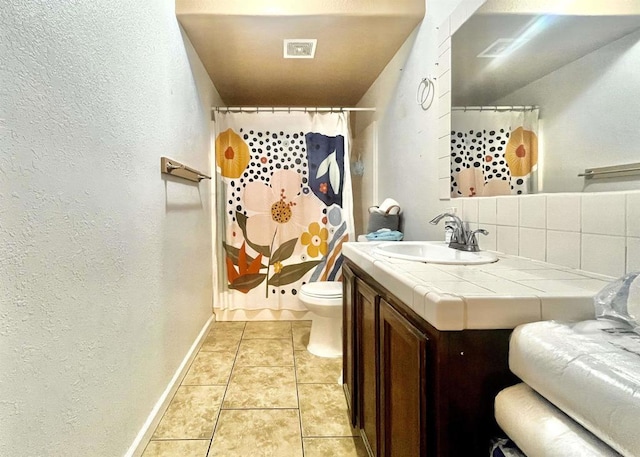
[213,308,311,321]
[124,314,215,457]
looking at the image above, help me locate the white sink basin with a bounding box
[372,241,498,265]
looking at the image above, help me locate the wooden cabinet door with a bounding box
[379,299,428,457]
[357,279,379,457]
[342,265,357,427]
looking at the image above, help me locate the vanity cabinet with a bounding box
[379,298,428,457]
[343,261,518,457]
[342,265,357,426]
[358,278,380,456]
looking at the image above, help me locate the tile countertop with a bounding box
[343,242,615,331]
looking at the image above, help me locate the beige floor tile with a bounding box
[182,351,236,385]
[152,385,225,439]
[235,338,294,366]
[292,325,310,350]
[298,384,358,437]
[223,366,298,409]
[291,320,312,328]
[243,321,292,339]
[295,350,342,384]
[303,437,368,457]
[142,440,210,457]
[212,321,246,330]
[200,327,243,352]
[209,409,302,457]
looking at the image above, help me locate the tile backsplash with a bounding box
[452,190,640,277]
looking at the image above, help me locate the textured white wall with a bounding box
[495,28,640,193]
[0,1,222,456]
[356,0,466,240]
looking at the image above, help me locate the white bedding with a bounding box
[509,320,640,457]
[495,383,621,457]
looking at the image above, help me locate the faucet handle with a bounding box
[467,228,489,251]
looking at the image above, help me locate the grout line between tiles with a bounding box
[146,321,361,456]
[220,407,300,411]
[141,323,246,455]
[205,323,245,457]
[145,438,210,442]
[291,322,306,456]
[303,434,363,438]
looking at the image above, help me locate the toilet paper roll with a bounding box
[369,198,401,215]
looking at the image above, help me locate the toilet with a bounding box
[299,281,343,358]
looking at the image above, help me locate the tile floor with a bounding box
[142,321,368,457]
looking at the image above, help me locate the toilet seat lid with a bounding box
[300,281,342,298]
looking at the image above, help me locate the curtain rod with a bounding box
[452,105,539,112]
[212,106,376,113]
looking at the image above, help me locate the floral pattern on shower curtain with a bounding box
[450,108,539,197]
[214,111,354,311]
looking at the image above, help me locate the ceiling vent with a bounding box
[284,39,317,59]
[477,38,529,58]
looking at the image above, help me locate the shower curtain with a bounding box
[450,108,539,197]
[214,111,354,311]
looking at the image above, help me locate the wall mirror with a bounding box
[451,7,640,193]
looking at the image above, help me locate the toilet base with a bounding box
[307,314,343,358]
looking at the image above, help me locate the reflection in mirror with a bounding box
[450,106,540,197]
[451,12,640,193]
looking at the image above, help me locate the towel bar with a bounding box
[161,157,211,182]
[578,162,640,179]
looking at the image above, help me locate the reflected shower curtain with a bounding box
[214,111,354,311]
[451,108,539,197]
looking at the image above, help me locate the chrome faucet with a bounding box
[429,212,488,252]
[430,212,466,244]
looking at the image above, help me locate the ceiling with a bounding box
[176,0,425,107]
[452,13,640,105]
